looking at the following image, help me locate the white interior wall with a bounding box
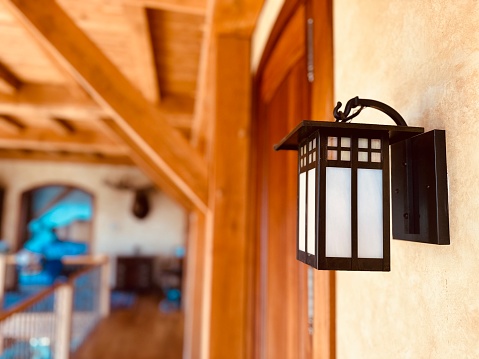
[0,160,186,260]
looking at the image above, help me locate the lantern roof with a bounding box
[274,120,424,151]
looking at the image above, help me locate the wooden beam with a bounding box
[124,5,160,103]
[0,83,105,120]
[183,211,209,359]
[49,117,76,136]
[0,127,127,155]
[310,1,335,358]
[213,0,264,36]
[0,83,193,130]
[190,0,215,148]
[208,34,252,359]
[3,0,208,211]
[0,61,22,95]
[123,0,207,15]
[0,149,133,165]
[102,118,196,211]
[0,115,25,134]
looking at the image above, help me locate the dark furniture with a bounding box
[115,255,155,292]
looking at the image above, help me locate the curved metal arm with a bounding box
[333,96,408,127]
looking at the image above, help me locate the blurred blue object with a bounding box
[25,203,91,254]
[30,337,52,359]
[19,202,91,286]
[0,240,9,253]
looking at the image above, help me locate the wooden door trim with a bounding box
[256,0,305,78]
[253,0,335,358]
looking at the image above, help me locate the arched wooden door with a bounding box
[253,0,334,358]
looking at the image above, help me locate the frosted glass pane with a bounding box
[328,137,337,147]
[327,150,337,160]
[341,137,351,148]
[358,138,368,148]
[358,169,383,258]
[307,169,316,255]
[358,151,368,162]
[341,151,350,161]
[371,139,381,149]
[371,152,381,163]
[298,173,306,252]
[326,168,352,258]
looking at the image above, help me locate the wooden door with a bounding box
[253,0,334,358]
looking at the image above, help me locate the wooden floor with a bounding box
[72,294,184,359]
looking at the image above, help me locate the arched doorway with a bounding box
[17,184,94,255]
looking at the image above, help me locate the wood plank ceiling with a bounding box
[0,0,205,164]
[0,0,262,209]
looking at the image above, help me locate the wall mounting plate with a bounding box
[391,130,450,245]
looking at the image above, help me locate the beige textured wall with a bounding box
[334,1,479,358]
[0,161,186,260]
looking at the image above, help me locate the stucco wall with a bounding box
[0,160,186,261]
[334,1,479,358]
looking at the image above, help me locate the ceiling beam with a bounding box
[0,127,127,155]
[0,83,104,120]
[0,114,25,134]
[49,117,76,136]
[0,149,133,165]
[0,83,194,129]
[190,0,215,148]
[124,5,160,103]
[2,0,208,211]
[103,118,196,211]
[0,61,22,95]
[123,0,207,16]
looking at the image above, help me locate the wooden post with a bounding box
[0,254,5,355]
[208,34,252,359]
[0,255,7,310]
[99,257,111,318]
[309,0,335,358]
[183,211,208,359]
[55,284,73,359]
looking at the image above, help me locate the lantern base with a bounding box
[391,130,450,245]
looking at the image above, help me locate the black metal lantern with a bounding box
[275,97,450,271]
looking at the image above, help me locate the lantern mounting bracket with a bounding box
[333,97,408,127]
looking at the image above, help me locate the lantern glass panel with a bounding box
[327,150,337,160]
[328,137,338,147]
[298,172,307,252]
[307,169,316,255]
[371,139,381,149]
[341,137,351,147]
[325,167,352,258]
[358,138,368,148]
[358,151,368,162]
[341,151,351,161]
[357,168,384,258]
[371,152,381,163]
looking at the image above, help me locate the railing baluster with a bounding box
[55,284,73,359]
[0,257,109,358]
[99,258,110,318]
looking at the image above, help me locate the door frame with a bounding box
[252,0,335,357]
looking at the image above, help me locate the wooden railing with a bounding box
[0,255,110,359]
